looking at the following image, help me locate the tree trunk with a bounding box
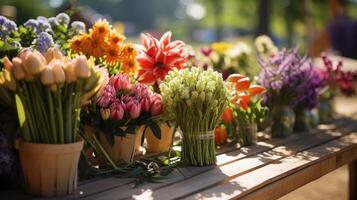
[256,0,270,36]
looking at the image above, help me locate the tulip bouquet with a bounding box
[160,68,229,166]
[93,74,163,145]
[1,47,106,144]
[69,19,139,76]
[224,74,267,145]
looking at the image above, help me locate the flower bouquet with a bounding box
[0,47,105,196]
[317,54,356,123]
[91,74,163,164]
[160,68,229,166]
[258,49,313,138]
[136,31,187,153]
[225,74,267,146]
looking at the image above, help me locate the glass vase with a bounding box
[294,108,311,132]
[181,130,216,166]
[318,99,334,124]
[270,105,295,138]
[238,122,257,146]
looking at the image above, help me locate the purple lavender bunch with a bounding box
[258,49,314,108]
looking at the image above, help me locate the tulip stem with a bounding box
[47,89,57,143]
[92,134,119,170]
[57,88,65,143]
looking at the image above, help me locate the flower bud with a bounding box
[23,51,45,75]
[73,55,91,78]
[140,97,151,112]
[33,50,47,64]
[64,61,77,83]
[100,108,110,120]
[3,70,16,91]
[19,48,31,61]
[50,84,57,92]
[3,57,13,72]
[51,60,65,84]
[11,57,26,80]
[110,100,125,121]
[44,47,64,63]
[40,66,55,85]
[150,101,163,116]
[127,101,141,119]
[109,74,131,91]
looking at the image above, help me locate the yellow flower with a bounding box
[119,43,138,62]
[211,42,232,54]
[91,19,111,38]
[107,31,125,45]
[104,44,121,66]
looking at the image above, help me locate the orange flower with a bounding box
[235,77,251,91]
[121,60,139,75]
[104,44,121,66]
[222,107,234,124]
[227,74,245,83]
[85,33,105,58]
[69,35,85,53]
[214,125,227,145]
[91,19,111,37]
[119,43,137,60]
[237,94,251,110]
[108,31,125,45]
[248,85,266,96]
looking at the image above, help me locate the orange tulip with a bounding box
[214,125,227,145]
[238,94,251,110]
[248,85,266,96]
[222,107,234,124]
[235,77,250,91]
[227,74,245,83]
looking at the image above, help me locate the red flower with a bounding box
[136,31,187,85]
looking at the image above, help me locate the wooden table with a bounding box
[4,115,353,200]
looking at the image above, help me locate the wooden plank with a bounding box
[349,159,357,200]
[130,129,355,200]
[185,133,357,200]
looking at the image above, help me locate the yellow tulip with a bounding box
[40,66,55,85]
[3,70,16,91]
[3,57,13,72]
[51,60,66,84]
[23,52,45,75]
[100,108,110,120]
[73,55,91,79]
[11,57,26,80]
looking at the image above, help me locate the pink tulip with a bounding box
[126,100,141,119]
[110,100,125,121]
[150,101,163,116]
[97,85,116,107]
[109,74,131,91]
[140,97,151,112]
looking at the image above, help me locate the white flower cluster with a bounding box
[160,67,229,122]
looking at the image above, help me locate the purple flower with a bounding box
[0,16,17,40]
[48,17,59,27]
[34,32,54,53]
[24,19,39,33]
[70,21,86,34]
[56,13,70,25]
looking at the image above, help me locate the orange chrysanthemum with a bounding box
[119,43,138,60]
[91,19,111,37]
[85,33,105,58]
[121,60,139,75]
[108,31,126,45]
[69,35,85,53]
[104,44,121,66]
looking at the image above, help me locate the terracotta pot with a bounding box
[17,140,83,197]
[145,123,174,153]
[99,125,145,163]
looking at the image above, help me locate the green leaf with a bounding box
[15,95,26,128]
[149,122,161,139]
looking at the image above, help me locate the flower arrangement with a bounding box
[258,49,314,137]
[1,47,106,143]
[69,19,138,75]
[160,68,229,166]
[223,74,267,145]
[136,31,187,90]
[94,74,163,144]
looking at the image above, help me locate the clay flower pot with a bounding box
[17,140,83,197]
[99,125,145,163]
[145,123,175,153]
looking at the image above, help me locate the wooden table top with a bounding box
[3,98,357,200]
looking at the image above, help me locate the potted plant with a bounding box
[136,31,187,153]
[160,67,229,166]
[0,47,105,196]
[317,54,355,123]
[225,74,267,146]
[91,73,163,164]
[258,49,315,138]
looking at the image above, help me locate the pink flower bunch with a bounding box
[320,53,355,96]
[97,74,163,122]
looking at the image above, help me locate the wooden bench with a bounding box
[4,115,355,200]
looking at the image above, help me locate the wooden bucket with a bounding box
[17,140,83,197]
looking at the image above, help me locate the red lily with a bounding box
[136,31,187,85]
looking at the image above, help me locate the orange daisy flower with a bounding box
[121,60,139,75]
[85,33,105,58]
[104,44,121,66]
[91,19,111,37]
[69,35,85,53]
[108,31,126,45]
